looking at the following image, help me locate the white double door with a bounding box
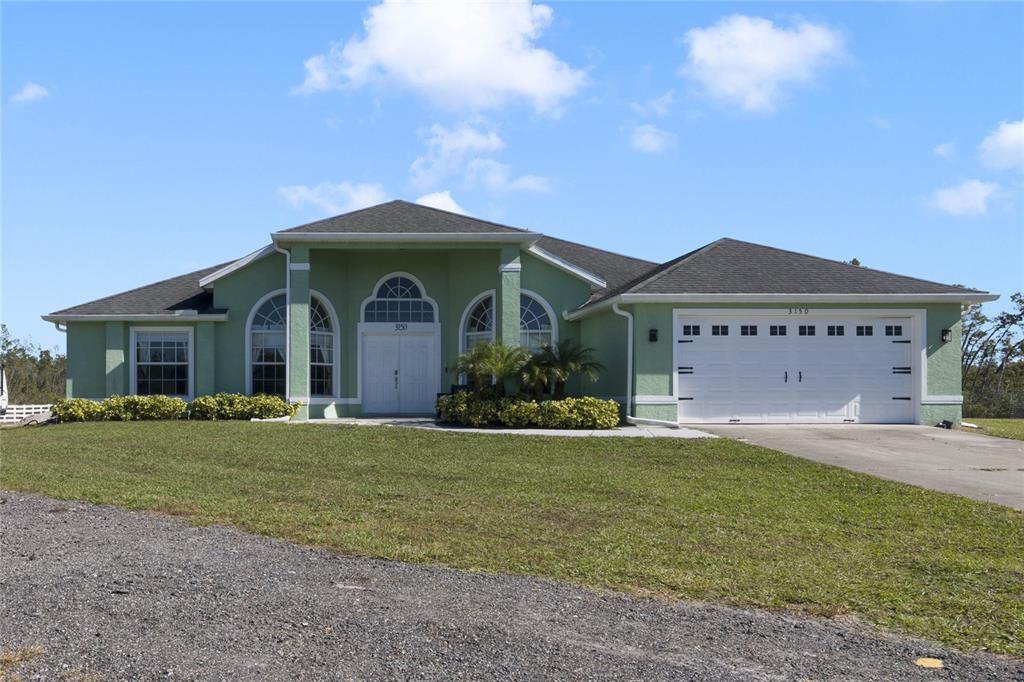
[361,327,440,415]
[675,314,915,424]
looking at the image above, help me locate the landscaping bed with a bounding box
[2,421,1022,656]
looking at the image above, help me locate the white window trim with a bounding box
[458,289,497,354]
[670,307,930,423]
[520,288,559,348]
[245,289,341,398]
[359,271,440,323]
[128,326,195,400]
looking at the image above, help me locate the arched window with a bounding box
[363,275,435,323]
[459,291,555,352]
[519,292,554,351]
[309,297,335,397]
[247,291,337,397]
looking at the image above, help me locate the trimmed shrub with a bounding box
[437,393,619,430]
[186,393,295,420]
[52,398,103,423]
[99,395,187,421]
[497,399,539,427]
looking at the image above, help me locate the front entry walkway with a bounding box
[698,424,1024,510]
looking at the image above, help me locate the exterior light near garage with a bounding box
[649,329,658,342]
[941,328,952,343]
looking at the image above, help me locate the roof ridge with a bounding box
[716,237,981,292]
[391,200,532,233]
[628,237,730,294]
[590,238,728,303]
[50,262,229,315]
[536,234,657,267]
[277,201,398,234]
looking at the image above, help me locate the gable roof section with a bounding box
[578,238,991,311]
[277,200,532,235]
[44,263,230,320]
[533,236,657,295]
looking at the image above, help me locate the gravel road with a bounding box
[1,492,1020,681]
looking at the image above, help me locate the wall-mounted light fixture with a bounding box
[649,329,658,342]
[941,328,952,343]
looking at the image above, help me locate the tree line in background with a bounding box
[1,325,66,404]
[962,292,1023,418]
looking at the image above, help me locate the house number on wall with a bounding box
[787,308,810,315]
[394,323,408,331]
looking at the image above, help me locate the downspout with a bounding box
[273,244,291,402]
[612,302,679,429]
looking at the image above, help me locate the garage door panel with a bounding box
[675,314,914,424]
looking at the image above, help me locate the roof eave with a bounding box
[526,244,607,288]
[272,231,542,244]
[565,292,999,321]
[42,312,230,323]
[198,244,277,288]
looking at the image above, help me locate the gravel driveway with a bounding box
[1,493,1019,681]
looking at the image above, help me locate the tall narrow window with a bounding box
[134,331,190,397]
[363,276,435,323]
[309,297,334,397]
[250,294,287,396]
[464,296,495,349]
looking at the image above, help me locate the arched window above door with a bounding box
[363,274,436,323]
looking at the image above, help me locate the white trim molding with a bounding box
[128,326,196,401]
[921,395,964,405]
[273,232,540,245]
[527,245,607,288]
[458,289,497,355]
[289,262,311,271]
[634,395,677,405]
[498,262,523,273]
[359,271,440,322]
[244,289,288,397]
[198,244,276,288]
[43,313,227,323]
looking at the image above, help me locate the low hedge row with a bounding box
[52,393,296,423]
[436,393,620,429]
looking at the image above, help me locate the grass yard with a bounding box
[971,418,1024,441]
[2,422,1022,656]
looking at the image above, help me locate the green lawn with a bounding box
[971,418,1024,441]
[2,422,1022,656]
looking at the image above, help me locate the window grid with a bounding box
[364,277,435,323]
[249,294,337,398]
[885,325,903,337]
[309,298,334,397]
[135,332,189,397]
[711,325,729,336]
[681,324,700,336]
[827,325,845,337]
[798,325,815,336]
[520,294,553,351]
[740,325,757,336]
[856,325,874,337]
[769,325,787,336]
[464,296,495,349]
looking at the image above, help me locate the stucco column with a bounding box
[195,321,215,397]
[105,321,125,396]
[288,246,311,420]
[495,244,522,347]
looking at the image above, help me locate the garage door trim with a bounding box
[670,307,927,423]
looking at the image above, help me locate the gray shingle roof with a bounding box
[534,235,657,296]
[49,263,229,316]
[278,200,531,234]
[590,238,984,302]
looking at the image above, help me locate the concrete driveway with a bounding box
[698,424,1024,510]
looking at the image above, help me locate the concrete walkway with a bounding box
[699,424,1024,510]
[311,417,714,438]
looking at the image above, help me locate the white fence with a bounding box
[1,404,52,424]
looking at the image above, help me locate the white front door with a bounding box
[675,314,915,424]
[360,325,440,415]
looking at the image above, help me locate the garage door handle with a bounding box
[798,371,802,383]
[784,371,788,383]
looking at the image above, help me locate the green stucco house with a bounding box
[44,201,996,425]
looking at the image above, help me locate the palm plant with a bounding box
[535,339,604,399]
[520,357,562,401]
[454,340,531,396]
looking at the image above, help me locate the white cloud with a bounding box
[465,158,550,192]
[979,119,1024,170]
[682,15,844,113]
[411,122,504,187]
[631,124,677,153]
[930,179,999,217]
[631,90,675,117]
[11,82,50,103]
[293,0,586,114]
[415,190,467,215]
[278,181,388,215]
[933,141,955,159]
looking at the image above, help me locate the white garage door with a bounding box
[674,314,914,424]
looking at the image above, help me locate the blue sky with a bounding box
[4,1,1022,351]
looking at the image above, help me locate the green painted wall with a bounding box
[579,308,627,401]
[65,322,106,398]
